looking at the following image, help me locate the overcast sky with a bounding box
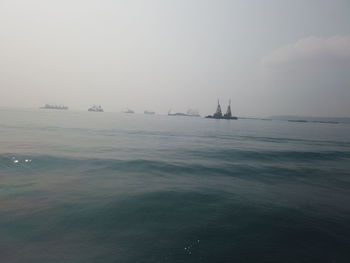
[0,0,349,117]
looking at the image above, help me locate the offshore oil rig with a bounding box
[206,100,238,120]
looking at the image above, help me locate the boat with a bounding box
[123,109,135,114]
[168,110,186,116]
[88,105,104,112]
[186,109,201,117]
[168,109,200,117]
[144,110,155,115]
[40,104,68,110]
[206,100,237,120]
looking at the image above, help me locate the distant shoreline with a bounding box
[269,115,350,124]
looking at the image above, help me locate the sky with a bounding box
[0,0,349,117]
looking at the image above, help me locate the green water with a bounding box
[1,108,350,262]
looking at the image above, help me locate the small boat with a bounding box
[88,105,104,112]
[144,110,155,115]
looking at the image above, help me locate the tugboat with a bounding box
[40,104,69,110]
[206,100,237,120]
[88,105,104,112]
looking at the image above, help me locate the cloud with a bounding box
[257,35,350,117]
[262,35,350,69]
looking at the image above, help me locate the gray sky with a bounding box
[0,0,349,117]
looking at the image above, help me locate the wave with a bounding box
[1,148,349,169]
[186,149,350,162]
[1,150,349,184]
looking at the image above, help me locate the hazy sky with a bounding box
[1,0,349,116]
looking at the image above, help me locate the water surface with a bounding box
[1,108,350,262]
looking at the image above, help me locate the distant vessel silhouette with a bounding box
[144,110,155,115]
[88,105,103,112]
[123,109,135,114]
[40,104,68,110]
[168,109,200,117]
[206,100,237,120]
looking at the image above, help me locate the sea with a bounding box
[1,108,350,263]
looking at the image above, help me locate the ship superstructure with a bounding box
[206,100,237,120]
[224,99,232,118]
[213,100,223,118]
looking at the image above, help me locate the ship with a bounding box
[88,105,104,112]
[40,104,69,110]
[144,110,155,115]
[123,109,135,114]
[168,109,200,117]
[186,109,201,117]
[206,100,237,120]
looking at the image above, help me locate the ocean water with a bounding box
[1,108,350,263]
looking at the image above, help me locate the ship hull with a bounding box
[168,113,200,117]
[205,116,238,120]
